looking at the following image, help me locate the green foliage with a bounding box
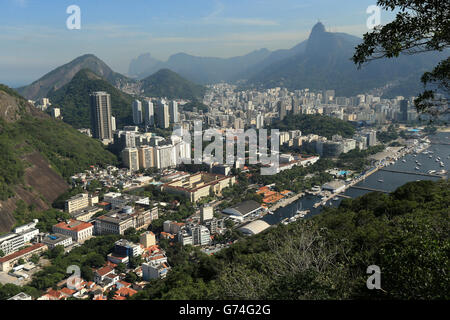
[141,69,206,100]
[48,69,134,129]
[377,125,399,144]
[30,235,121,291]
[0,137,24,200]
[353,0,449,113]
[132,180,449,300]
[250,159,335,193]
[337,145,385,171]
[9,117,117,178]
[13,200,71,232]
[0,283,41,300]
[270,114,355,139]
[182,100,208,113]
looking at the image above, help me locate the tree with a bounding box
[30,254,40,264]
[115,263,127,274]
[353,0,449,115]
[0,249,4,258]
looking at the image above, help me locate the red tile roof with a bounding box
[116,287,137,297]
[96,266,114,277]
[60,287,76,296]
[0,243,46,263]
[53,219,93,232]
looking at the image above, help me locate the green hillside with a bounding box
[131,179,449,300]
[270,114,355,139]
[0,85,118,201]
[48,69,134,129]
[141,68,206,100]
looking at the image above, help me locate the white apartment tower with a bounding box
[143,100,155,127]
[156,100,170,129]
[122,147,140,171]
[132,100,143,125]
[169,101,179,123]
[90,92,113,141]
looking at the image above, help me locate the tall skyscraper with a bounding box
[143,100,155,127]
[156,100,170,129]
[400,100,408,122]
[169,101,179,123]
[90,92,113,141]
[278,101,287,120]
[132,100,143,125]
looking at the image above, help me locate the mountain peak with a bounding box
[311,22,326,35]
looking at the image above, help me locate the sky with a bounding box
[0,0,397,87]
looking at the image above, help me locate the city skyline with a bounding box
[0,0,397,86]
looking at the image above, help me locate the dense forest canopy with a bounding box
[130,180,449,300]
[270,114,356,139]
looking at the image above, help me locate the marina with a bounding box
[263,132,449,226]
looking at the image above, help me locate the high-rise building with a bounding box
[325,90,335,104]
[169,101,179,123]
[278,101,287,120]
[234,118,245,130]
[132,100,143,125]
[400,100,408,122]
[191,225,211,246]
[143,100,155,127]
[137,145,155,169]
[364,130,377,146]
[154,144,176,169]
[111,116,116,131]
[122,147,139,171]
[156,100,170,129]
[90,92,113,141]
[256,113,264,129]
[200,206,214,223]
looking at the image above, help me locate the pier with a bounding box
[336,194,352,199]
[349,186,390,193]
[379,168,443,178]
[269,193,304,211]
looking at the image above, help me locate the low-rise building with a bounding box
[142,261,170,280]
[0,243,48,272]
[222,200,263,218]
[161,172,236,202]
[0,220,39,256]
[41,233,73,250]
[52,220,94,243]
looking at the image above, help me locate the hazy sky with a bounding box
[0,0,396,86]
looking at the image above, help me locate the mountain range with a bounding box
[128,22,446,97]
[17,55,205,102]
[16,22,447,104]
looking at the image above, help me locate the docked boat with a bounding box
[378,179,384,182]
[332,197,339,201]
[402,159,407,163]
[428,170,436,174]
[415,166,420,170]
